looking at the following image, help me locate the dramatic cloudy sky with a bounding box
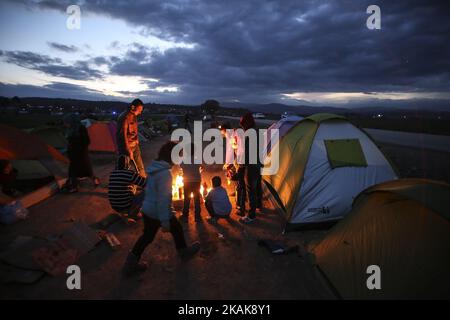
[0,0,449,107]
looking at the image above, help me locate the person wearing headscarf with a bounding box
[62,113,100,193]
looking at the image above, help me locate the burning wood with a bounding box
[172,174,184,200]
[172,174,211,200]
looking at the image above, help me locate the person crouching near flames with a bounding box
[205,176,232,224]
[123,141,200,276]
[108,155,147,222]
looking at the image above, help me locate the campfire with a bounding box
[172,174,184,200]
[172,174,212,200]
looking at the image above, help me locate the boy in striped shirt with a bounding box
[108,155,147,219]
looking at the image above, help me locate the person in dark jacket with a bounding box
[116,99,145,176]
[123,141,200,276]
[238,112,263,224]
[180,143,203,222]
[62,114,100,193]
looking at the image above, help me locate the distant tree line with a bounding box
[0,96,21,107]
[0,96,248,117]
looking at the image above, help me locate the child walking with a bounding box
[123,141,200,276]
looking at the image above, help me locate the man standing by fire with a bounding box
[237,112,263,224]
[117,99,146,177]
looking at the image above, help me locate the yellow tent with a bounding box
[313,178,450,299]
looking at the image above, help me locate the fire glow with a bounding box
[172,174,212,200]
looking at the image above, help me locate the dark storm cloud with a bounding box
[0,81,109,100]
[92,56,108,65]
[2,50,104,80]
[48,42,79,53]
[3,50,62,67]
[92,0,450,101]
[5,0,450,104]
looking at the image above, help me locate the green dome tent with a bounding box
[313,179,450,299]
[0,125,68,208]
[27,127,67,150]
[263,114,397,230]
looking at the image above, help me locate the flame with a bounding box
[223,130,238,150]
[200,184,212,196]
[172,174,211,200]
[232,136,238,150]
[172,174,184,200]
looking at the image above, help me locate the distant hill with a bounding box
[0,96,196,111]
[0,96,249,116]
[222,102,351,116]
[221,101,450,116]
[1,96,449,117]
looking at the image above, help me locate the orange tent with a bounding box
[85,122,117,153]
[0,125,68,163]
[0,125,68,208]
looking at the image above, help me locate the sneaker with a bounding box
[64,186,78,194]
[239,216,255,224]
[178,242,201,261]
[123,252,148,276]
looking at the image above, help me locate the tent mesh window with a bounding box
[324,139,367,168]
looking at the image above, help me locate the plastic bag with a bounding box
[0,201,29,225]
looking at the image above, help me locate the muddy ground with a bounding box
[0,135,334,299]
[1,128,448,299]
